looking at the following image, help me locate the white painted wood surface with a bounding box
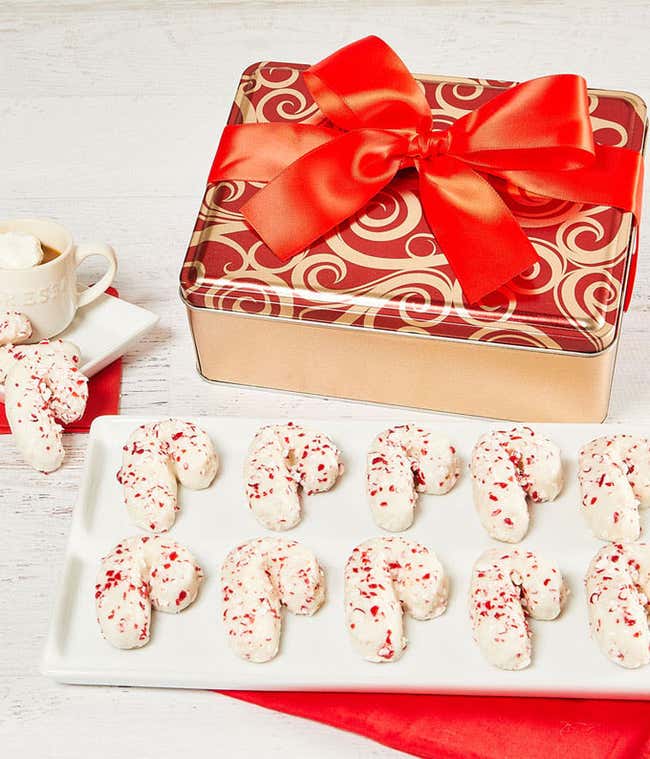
[1,1,649,757]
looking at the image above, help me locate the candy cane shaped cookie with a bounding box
[471,427,563,542]
[367,425,460,531]
[585,542,650,668]
[469,547,568,670]
[95,535,203,649]
[579,435,650,542]
[117,419,219,533]
[221,537,325,662]
[244,422,343,530]
[344,537,448,662]
[0,312,31,346]
[2,339,87,472]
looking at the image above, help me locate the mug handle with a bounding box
[74,242,118,307]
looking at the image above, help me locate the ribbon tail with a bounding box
[496,145,644,309]
[418,156,539,303]
[209,123,341,183]
[241,129,406,260]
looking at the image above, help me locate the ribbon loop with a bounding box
[303,36,432,132]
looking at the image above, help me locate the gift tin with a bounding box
[180,61,647,422]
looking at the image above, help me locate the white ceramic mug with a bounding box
[0,218,117,341]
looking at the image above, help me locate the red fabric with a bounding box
[0,287,122,433]
[209,36,644,304]
[222,691,650,759]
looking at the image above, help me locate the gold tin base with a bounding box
[185,303,617,423]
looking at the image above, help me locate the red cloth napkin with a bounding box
[0,287,122,433]
[221,691,650,758]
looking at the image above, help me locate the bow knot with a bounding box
[406,130,451,161]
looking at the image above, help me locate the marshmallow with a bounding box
[0,231,43,269]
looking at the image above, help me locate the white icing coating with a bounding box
[0,312,32,345]
[0,231,43,269]
[579,435,650,542]
[0,338,80,385]
[95,535,203,649]
[344,537,448,662]
[117,419,219,533]
[469,547,567,670]
[244,422,343,530]
[3,339,87,472]
[367,425,460,531]
[470,426,563,542]
[221,537,325,663]
[585,542,650,668]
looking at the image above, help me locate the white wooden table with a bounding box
[1,2,649,756]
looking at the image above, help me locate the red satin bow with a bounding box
[210,36,644,303]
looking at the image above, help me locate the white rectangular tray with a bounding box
[43,416,650,698]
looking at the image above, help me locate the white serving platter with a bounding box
[43,416,650,698]
[0,291,158,401]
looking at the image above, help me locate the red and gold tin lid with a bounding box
[181,62,646,354]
